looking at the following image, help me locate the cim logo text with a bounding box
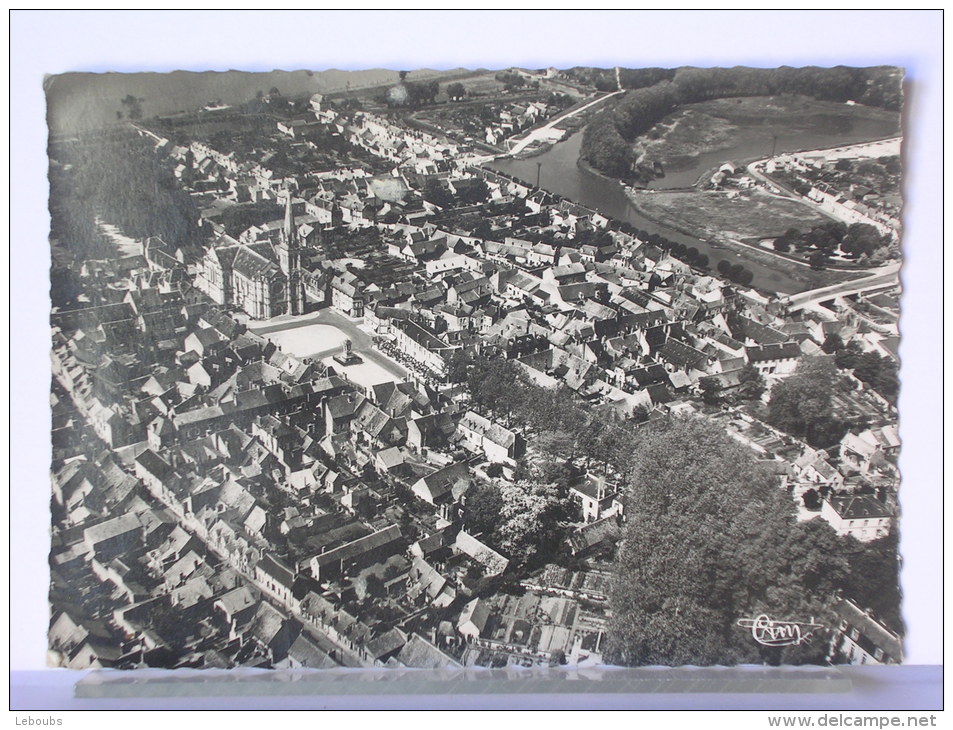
[736,614,824,647]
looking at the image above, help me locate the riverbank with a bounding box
[579,154,855,290]
[503,90,622,159]
[493,123,865,295]
[626,95,902,190]
[511,140,555,160]
[622,187,860,290]
[625,187,829,246]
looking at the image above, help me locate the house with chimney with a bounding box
[820,494,892,542]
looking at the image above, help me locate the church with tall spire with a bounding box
[194,189,309,320]
[276,189,306,316]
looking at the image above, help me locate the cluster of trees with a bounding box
[799,484,902,634]
[665,242,709,270]
[450,352,654,484]
[581,82,680,179]
[421,178,490,209]
[564,68,611,89]
[218,201,283,238]
[774,222,893,265]
[823,335,900,403]
[117,93,144,121]
[405,80,440,107]
[841,528,903,635]
[618,68,678,91]
[698,364,766,406]
[766,357,859,448]
[670,66,900,108]
[494,71,539,92]
[450,353,583,437]
[545,92,576,110]
[773,221,847,254]
[386,77,440,108]
[421,178,454,208]
[580,111,632,178]
[606,416,853,666]
[716,259,755,286]
[840,224,895,261]
[446,82,466,101]
[49,132,201,262]
[582,66,902,179]
[455,179,491,206]
[463,479,577,569]
[566,67,676,93]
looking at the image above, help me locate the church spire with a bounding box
[283,188,298,246]
[279,187,304,316]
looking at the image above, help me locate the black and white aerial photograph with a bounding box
[21,12,940,696]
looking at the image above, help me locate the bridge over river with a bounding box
[781,261,901,311]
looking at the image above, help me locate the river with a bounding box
[489,132,813,294]
[488,109,899,295]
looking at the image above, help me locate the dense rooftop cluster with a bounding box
[49,77,902,670]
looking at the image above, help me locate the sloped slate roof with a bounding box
[232,245,283,281]
[827,494,891,520]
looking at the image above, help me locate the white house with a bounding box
[455,410,524,465]
[820,494,891,542]
[840,426,901,474]
[830,599,902,665]
[456,598,491,641]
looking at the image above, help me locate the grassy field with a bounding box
[633,95,901,176]
[625,187,861,291]
[633,109,736,172]
[629,187,830,242]
[447,71,511,98]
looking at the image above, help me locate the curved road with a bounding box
[784,261,901,309]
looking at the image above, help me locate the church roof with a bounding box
[232,245,284,281]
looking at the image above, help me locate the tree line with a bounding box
[447,352,654,568]
[605,415,900,666]
[582,66,902,180]
[823,334,899,403]
[50,131,201,257]
[774,222,895,268]
[764,356,862,448]
[716,259,755,286]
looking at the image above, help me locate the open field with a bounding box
[443,70,512,98]
[634,109,735,172]
[628,187,830,242]
[626,190,860,292]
